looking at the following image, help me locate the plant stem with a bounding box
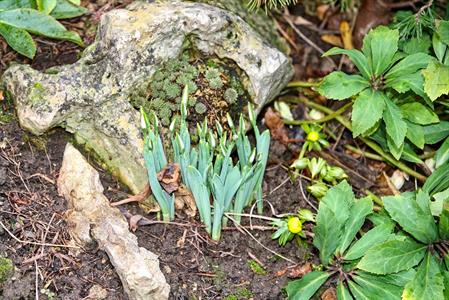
[364,190,383,207]
[291,97,427,183]
[344,145,384,161]
[285,101,352,125]
[287,80,320,88]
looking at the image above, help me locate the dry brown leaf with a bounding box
[339,21,353,50]
[321,287,337,300]
[288,263,312,278]
[321,34,343,48]
[264,107,290,145]
[175,185,197,217]
[274,268,288,277]
[157,163,181,194]
[129,214,144,232]
[316,4,330,21]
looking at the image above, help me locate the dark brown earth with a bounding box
[0,1,395,299]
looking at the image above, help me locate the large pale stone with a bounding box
[58,143,170,300]
[2,1,293,194]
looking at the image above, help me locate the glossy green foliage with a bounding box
[0,0,86,58]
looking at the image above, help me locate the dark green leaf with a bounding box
[51,0,87,19]
[313,181,353,265]
[337,197,373,255]
[439,198,449,240]
[353,273,403,300]
[432,32,448,63]
[383,193,438,243]
[0,0,35,10]
[0,22,35,58]
[336,281,353,300]
[351,89,386,137]
[0,8,83,45]
[422,60,449,101]
[400,102,439,125]
[383,97,407,148]
[357,237,427,274]
[362,26,399,76]
[344,224,394,261]
[387,134,404,160]
[380,269,417,287]
[423,163,449,195]
[403,35,431,55]
[406,122,425,149]
[436,137,449,168]
[423,121,449,144]
[403,252,445,300]
[437,20,449,46]
[385,52,431,80]
[37,0,57,14]
[348,280,375,300]
[286,271,330,300]
[317,72,369,100]
[323,47,371,78]
[444,271,449,299]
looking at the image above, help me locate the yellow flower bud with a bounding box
[287,217,303,234]
[306,131,320,142]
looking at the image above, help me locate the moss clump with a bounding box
[0,257,13,283]
[247,259,267,275]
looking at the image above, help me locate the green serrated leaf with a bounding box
[353,272,403,300]
[348,280,373,300]
[0,0,35,10]
[403,35,431,55]
[0,22,35,58]
[362,26,399,76]
[386,71,426,95]
[0,8,83,45]
[313,181,353,265]
[383,97,407,148]
[435,137,449,168]
[439,198,449,240]
[337,281,354,300]
[432,32,448,63]
[400,102,439,125]
[406,122,425,149]
[423,163,449,195]
[357,237,427,274]
[385,52,431,81]
[37,0,57,14]
[423,121,449,144]
[380,269,417,287]
[423,60,449,101]
[351,89,386,137]
[344,224,393,261]
[286,271,330,300]
[383,193,438,243]
[403,252,445,300]
[337,197,373,255]
[323,47,371,78]
[437,20,449,46]
[317,71,369,100]
[387,133,404,160]
[51,0,87,19]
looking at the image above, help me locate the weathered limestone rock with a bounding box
[58,143,170,300]
[2,1,293,194]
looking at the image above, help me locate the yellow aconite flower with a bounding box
[306,131,320,142]
[287,217,303,234]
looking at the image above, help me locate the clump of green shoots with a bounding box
[142,86,270,240]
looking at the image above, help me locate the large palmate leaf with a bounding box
[336,197,373,255]
[362,26,399,76]
[0,22,35,58]
[403,253,445,300]
[383,193,438,243]
[323,47,371,79]
[422,60,449,101]
[351,89,386,137]
[286,271,330,300]
[317,71,369,100]
[0,8,83,45]
[313,181,353,265]
[344,224,393,260]
[357,237,427,274]
[383,97,407,148]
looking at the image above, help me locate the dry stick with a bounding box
[284,17,337,68]
[224,213,297,264]
[0,220,80,249]
[292,97,427,182]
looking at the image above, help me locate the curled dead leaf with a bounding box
[175,185,197,217]
[264,107,290,145]
[129,214,144,232]
[288,262,312,278]
[158,163,181,194]
[321,287,337,300]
